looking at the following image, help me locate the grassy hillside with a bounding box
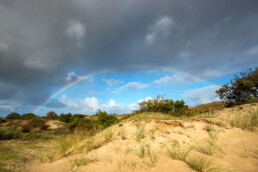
[0,103,257,172]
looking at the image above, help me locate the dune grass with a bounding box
[186,157,220,172]
[118,126,126,140]
[71,155,97,167]
[230,109,258,131]
[136,143,146,158]
[146,145,160,167]
[167,145,192,161]
[136,124,145,142]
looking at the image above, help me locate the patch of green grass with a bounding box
[230,110,258,131]
[194,143,215,155]
[118,127,126,140]
[149,129,155,140]
[0,167,11,172]
[0,146,19,161]
[186,157,220,172]
[38,151,55,162]
[146,145,160,167]
[71,156,96,167]
[167,146,192,161]
[102,129,113,143]
[55,136,73,155]
[136,143,146,158]
[136,124,145,142]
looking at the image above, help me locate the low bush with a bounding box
[0,127,22,140]
[59,113,72,123]
[21,117,49,132]
[191,101,225,112]
[21,113,37,120]
[47,111,58,119]
[69,118,94,131]
[6,112,20,120]
[0,117,7,123]
[136,96,191,117]
[94,110,118,130]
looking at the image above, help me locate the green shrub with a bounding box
[94,110,118,130]
[6,112,20,120]
[137,96,189,116]
[21,113,37,120]
[69,118,94,131]
[59,113,72,123]
[0,117,6,123]
[216,67,258,106]
[21,117,49,132]
[47,111,58,119]
[0,127,22,140]
[191,101,225,112]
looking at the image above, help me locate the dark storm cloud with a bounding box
[46,99,67,108]
[0,0,258,113]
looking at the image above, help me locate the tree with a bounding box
[21,113,37,120]
[47,111,58,119]
[216,67,258,106]
[6,112,20,120]
[59,113,72,123]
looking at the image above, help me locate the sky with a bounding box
[0,0,258,116]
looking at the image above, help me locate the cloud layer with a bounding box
[0,0,257,114]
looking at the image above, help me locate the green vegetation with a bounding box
[230,109,258,131]
[191,101,225,113]
[136,95,196,117]
[47,111,58,119]
[21,113,37,120]
[167,146,192,161]
[135,124,145,142]
[186,157,219,172]
[94,110,118,129]
[216,67,257,106]
[6,112,20,120]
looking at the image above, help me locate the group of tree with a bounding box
[135,95,195,117]
[216,67,257,106]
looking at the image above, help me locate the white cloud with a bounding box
[0,105,15,112]
[60,95,100,114]
[246,45,258,55]
[113,82,149,93]
[129,103,138,111]
[66,71,81,82]
[184,85,221,106]
[138,96,153,103]
[153,73,195,86]
[102,78,123,86]
[128,96,154,111]
[145,16,174,45]
[59,95,133,114]
[66,20,86,45]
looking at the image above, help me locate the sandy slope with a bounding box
[27,104,258,172]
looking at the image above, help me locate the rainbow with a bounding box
[33,65,211,114]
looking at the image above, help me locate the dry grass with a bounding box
[186,157,220,172]
[230,109,258,131]
[191,101,225,112]
[167,145,192,161]
[146,145,160,167]
[118,126,126,140]
[136,124,145,142]
[71,155,97,167]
